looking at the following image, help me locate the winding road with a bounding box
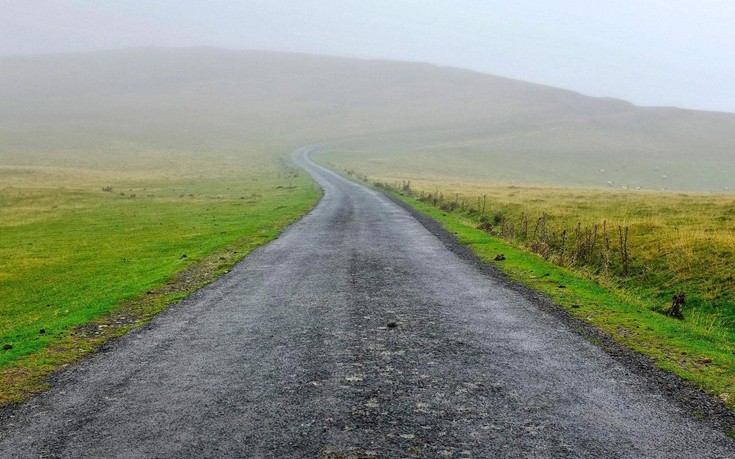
[0,146,733,458]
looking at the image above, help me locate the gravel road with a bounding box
[0,146,733,458]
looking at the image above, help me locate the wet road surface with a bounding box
[0,146,733,458]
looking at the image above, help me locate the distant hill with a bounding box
[1,47,734,191]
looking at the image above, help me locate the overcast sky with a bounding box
[2,0,734,112]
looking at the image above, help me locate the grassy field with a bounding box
[317,112,735,193]
[321,159,735,410]
[0,148,319,401]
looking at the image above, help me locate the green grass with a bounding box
[0,150,319,402]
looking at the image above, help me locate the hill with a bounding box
[1,47,735,191]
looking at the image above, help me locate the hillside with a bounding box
[1,47,735,191]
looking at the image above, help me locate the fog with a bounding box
[1,0,734,113]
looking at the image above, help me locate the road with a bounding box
[1,146,733,458]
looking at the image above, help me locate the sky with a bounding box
[2,0,734,112]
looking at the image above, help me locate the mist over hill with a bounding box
[1,47,734,191]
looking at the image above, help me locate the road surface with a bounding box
[0,146,733,458]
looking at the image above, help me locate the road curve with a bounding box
[0,146,733,458]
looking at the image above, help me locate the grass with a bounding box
[318,127,735,193]
[0,149,319,403]
[321,160,735,410]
